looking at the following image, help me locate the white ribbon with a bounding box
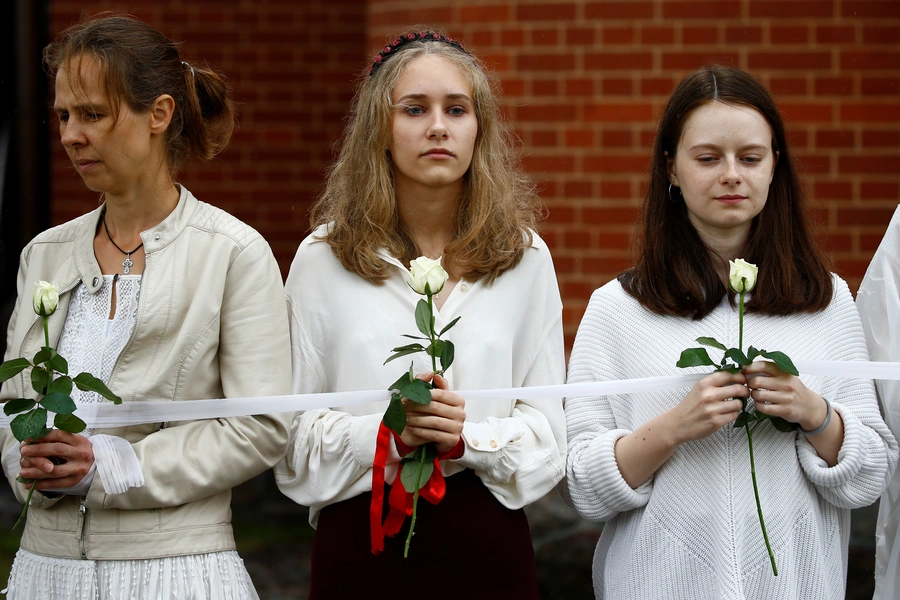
[0,360,896,430]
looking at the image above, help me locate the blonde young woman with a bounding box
[275,31,566,598]
[1,15,290,599]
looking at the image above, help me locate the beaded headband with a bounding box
[368,31,469,76]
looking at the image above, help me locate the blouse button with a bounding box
[490,440,498,449]
[472,439,479,448]
[460,283,468,292]
[92,277,99,286]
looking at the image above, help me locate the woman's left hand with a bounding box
[18,430,95,490]
[743,361,829,431]
[401,373,466,454]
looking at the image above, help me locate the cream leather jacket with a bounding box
[0,186,292,559]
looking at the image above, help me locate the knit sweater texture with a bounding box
[564,275,898,600]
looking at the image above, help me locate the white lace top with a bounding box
[57,274,141,403]
[4,276,259,600]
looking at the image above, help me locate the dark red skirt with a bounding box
[309,469,541,599]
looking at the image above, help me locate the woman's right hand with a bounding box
[615,370,748,488]
[666,370,748,444]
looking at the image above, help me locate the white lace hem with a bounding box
[3,548,259,600]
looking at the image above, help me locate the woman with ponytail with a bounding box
[0,14,291,599]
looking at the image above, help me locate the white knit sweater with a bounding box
[564,275,898,600]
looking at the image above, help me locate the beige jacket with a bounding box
[0,186,292,560]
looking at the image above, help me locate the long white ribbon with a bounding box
[1,360,897,430]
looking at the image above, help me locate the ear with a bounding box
[148,94,175,135]
[665,150,678,186]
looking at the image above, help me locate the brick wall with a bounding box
[368,0,900,347]
[48,0,366,270]
[46,1,900,348]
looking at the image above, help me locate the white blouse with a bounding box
[4,275,258,600]
[858,204,900,600]
[275,227,567,525]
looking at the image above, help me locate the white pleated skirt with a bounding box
[3,549,260,600]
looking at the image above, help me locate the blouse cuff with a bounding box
[456,421,512,472]
[89,434,144,494]
[585,429,653,513]
[797,403,864,488]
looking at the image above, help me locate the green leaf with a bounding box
[54,413,87,434]
[676,348,716,368]
[30,367,50,395]
[401,334,428,340]
[759,350,800,376]
[747,346,761,361]
[440,340,455,372]
[0,358,30,384]
[3,398,36,416]
[439,316,461,336]
[398,378,432,406]
[48,353,68,375]
[725,348,752,366]
[40,393,77,415]
[769,416,799,433]
[696,337,727,351]
[48,376,73,396]
[400,447,438,493]
[415,299,431,337]
[390,343,426,353]
[388,370,413,393]
[73,373,122,404]
[384,344,425,365]
[720,364,741,374]
[383,393,406,435]
[10,408,48,441]
[426,339,445,358]
[734,411,756,428]
[33,347,55,366]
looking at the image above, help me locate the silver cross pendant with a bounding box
[123,253,134,275]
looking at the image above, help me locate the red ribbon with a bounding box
[370,421,463,554]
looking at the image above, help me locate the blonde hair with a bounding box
[311,32,540,284]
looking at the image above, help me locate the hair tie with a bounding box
[181,61,195,78]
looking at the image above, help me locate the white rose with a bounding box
[32,281,60,317]
[407,257,449,296]
[729,259,758,294]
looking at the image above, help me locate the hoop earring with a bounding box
[668,183,681,203]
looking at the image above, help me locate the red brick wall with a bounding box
[48,0,366,269]
[368,0,900,347]
[47,1,900,348]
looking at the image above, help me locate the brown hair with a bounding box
[311,30,540,284]
[620,65,832,319]
[44,13,236,177]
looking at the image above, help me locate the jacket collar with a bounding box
[71,185,197,295]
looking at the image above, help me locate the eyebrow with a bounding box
[54,102,109,115]
[688,143,770,153]
[395,93,473,103]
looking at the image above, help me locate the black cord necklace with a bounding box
[102,213,144,275]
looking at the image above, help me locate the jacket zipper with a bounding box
[78,498,87,559]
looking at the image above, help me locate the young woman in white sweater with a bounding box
[564,65,897,599]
